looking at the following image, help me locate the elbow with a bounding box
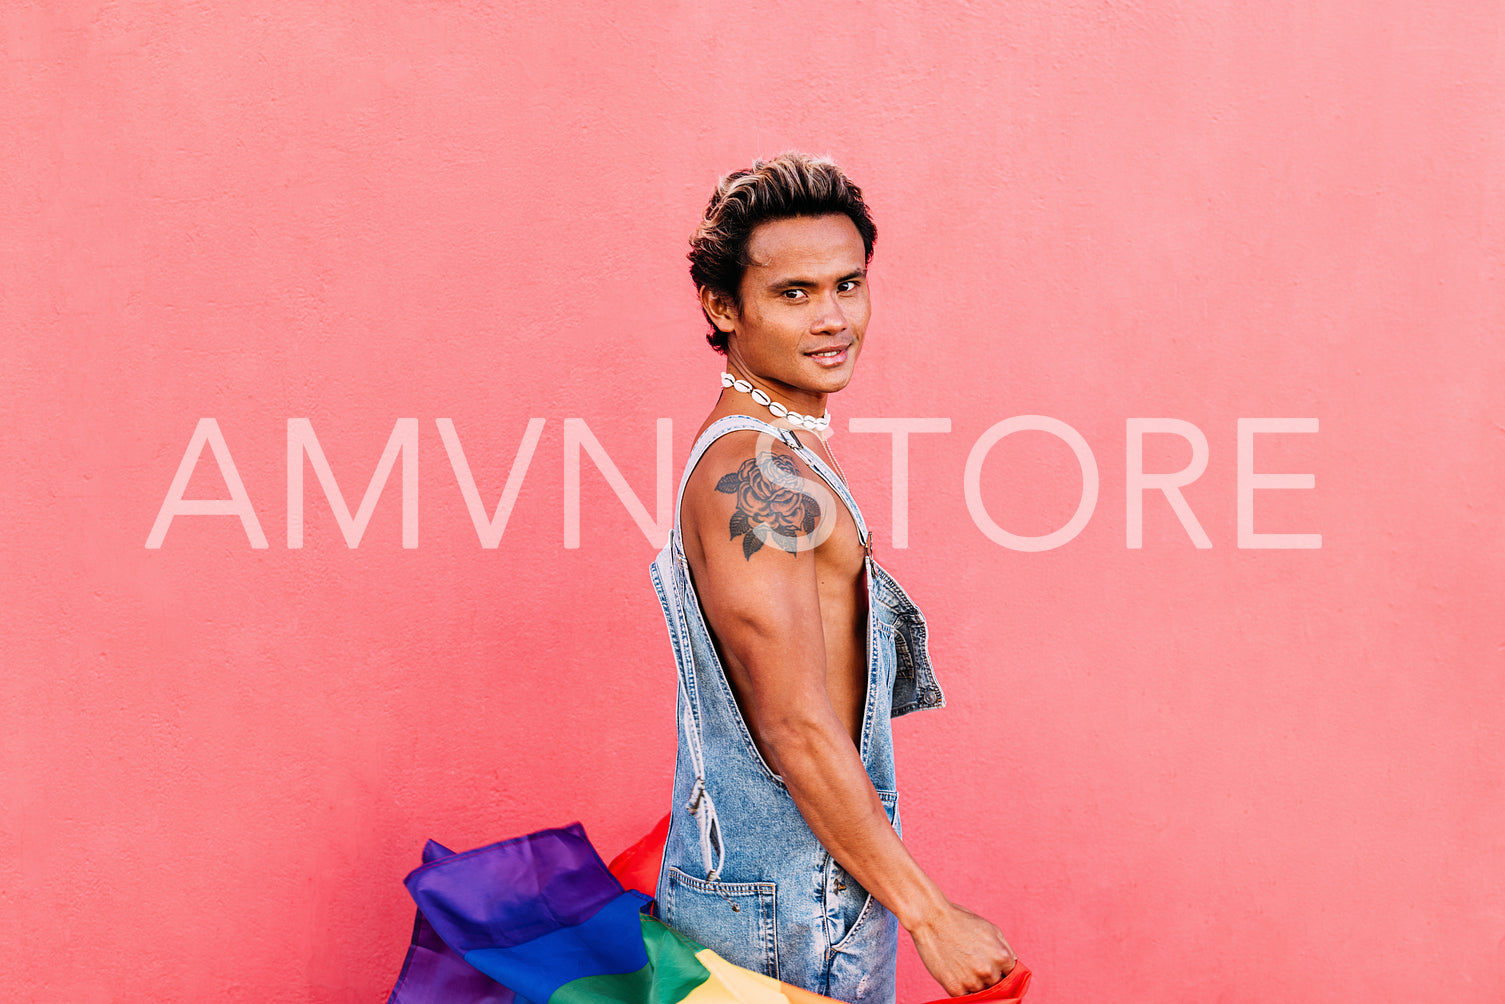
[757,713,845,777]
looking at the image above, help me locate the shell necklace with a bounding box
[718,371,863,523]
[719,372,831,432]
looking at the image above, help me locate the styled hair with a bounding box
[689,152,877,354]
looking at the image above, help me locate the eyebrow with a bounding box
[766,268,867,290]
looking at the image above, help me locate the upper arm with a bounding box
[682,433,834,733]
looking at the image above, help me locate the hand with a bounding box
[908,902,1016,997]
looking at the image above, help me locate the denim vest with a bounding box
[650,415,945,1003]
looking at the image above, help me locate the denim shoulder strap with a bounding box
[673,414,870,556]
[779,434,872,551]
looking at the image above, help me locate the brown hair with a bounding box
[689,152,877,354]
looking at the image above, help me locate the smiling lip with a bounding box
[805,345,850,366]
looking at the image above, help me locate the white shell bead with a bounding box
[717,374,832,434]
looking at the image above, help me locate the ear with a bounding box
[699,286,739,335]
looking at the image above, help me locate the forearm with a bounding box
[762,715,949,932]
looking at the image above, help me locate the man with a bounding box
[650,152,1016,1002]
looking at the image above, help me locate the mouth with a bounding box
[805,344,851,366]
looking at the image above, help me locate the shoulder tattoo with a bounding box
[715,451,823,560]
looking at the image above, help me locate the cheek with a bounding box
[742,305,789,346]
[848,306,872,339]
[847,293,872,328]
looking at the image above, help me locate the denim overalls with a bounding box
[650,415,945,1003]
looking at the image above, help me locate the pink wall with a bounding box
[3,2,1503,1001]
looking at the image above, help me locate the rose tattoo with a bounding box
[716,452,822,560]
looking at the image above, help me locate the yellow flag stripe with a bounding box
[685,948,848,1004]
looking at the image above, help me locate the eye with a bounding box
[837,279,860,293]
[781,288,807,301]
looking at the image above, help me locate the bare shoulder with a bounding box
[684,429,826,562]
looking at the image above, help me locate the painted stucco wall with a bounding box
[3,2,1503,1001]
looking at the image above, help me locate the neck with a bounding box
[723,362,827,419]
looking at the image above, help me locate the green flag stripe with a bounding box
[548,916,712,1004]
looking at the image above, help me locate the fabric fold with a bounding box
[387,820,1031,1004]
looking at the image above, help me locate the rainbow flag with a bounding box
[387,820,1030,1004]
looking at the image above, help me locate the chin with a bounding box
[812,365,856,394]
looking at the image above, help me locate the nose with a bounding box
[809,289,847,334]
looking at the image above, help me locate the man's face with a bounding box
[715,213,871,403]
